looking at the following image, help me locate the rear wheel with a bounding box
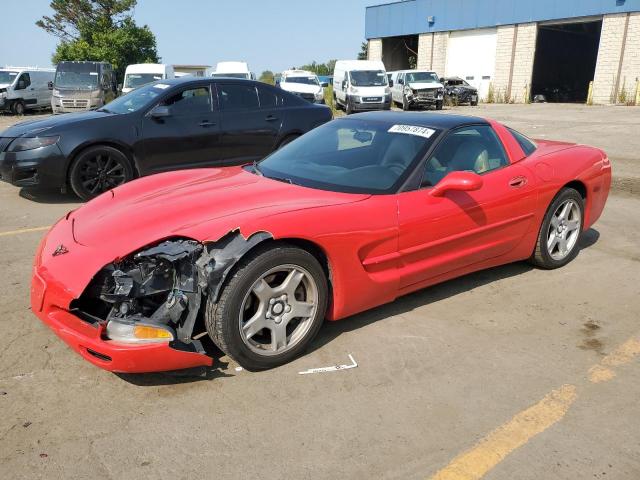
[205,245,328,370]
[435,100,443,110]
[69,145,134,201]
[530,188,584,269]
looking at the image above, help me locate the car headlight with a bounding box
[384,86,391,94]
[0,91,6,98]
[314,89,324,100]
[453,87,460,94]
[404,85,412,94]
[52,89,60,96]
[8,136,60,152]
[106,320,175,344]
[349,86,358,94]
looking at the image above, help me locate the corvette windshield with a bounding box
[257,119,437,194]
[98,83,162,114]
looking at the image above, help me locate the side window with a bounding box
[18,73,31,89]
[423,125,509,187]
[257,85,279,108]
[507,127,537,156]
[163,86,211,115]
[218,84,259,111]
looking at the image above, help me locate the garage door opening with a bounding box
[382,35,419,71]
[531,20,602,103]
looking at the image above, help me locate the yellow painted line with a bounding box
[589,336,640,383]
[0,226,50,237]
[429,385,577,480]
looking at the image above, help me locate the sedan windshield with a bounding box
[0,71,18,84]
[124,73,162,89]
[98,83,163,114]
[256,119,438,194]
[284,76,319,86]
[350,70,387,87]
[406,72,439,83]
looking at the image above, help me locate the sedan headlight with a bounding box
[8,136,60,152]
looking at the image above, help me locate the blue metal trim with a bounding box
[365,0,640,38]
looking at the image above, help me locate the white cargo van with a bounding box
[390,70,444,110]
[210,61,254,80]
[0,67,55,115]
[333,60,390,114]
[278,70,325,104]
[122,63,175,94]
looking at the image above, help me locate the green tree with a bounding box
[358,41,368,60]
[297,60,337,76]
[37,0,159,80]
[259,70,275,85]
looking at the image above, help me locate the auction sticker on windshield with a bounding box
[388,125,436,139]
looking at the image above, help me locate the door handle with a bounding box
[199,120,216,128]
[509,176,528,188]
[265,115,279,122]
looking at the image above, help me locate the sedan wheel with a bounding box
[69,146,134,201]
[531,188,584,269]
[206,245,328,370]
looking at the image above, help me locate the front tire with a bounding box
[205,244,328,370]
[69,145,134,201]
[530,188,584,269]
[12,100,25,115]
[435,100,443,110]
[402,95,410,111]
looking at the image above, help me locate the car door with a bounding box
[392,73,403,103]
[16,73,37,107]
[216,82,281,164]
[140,82,222,173]
[396,124,536,290]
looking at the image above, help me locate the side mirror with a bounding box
[398,78,404,85]
[149,105,171,118]
[48,81,53,90]
[342,80,347,90]
[321,82,328,88]
[389,80,394,87]
[429,171,483,197]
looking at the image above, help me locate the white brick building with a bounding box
[365,0,640,104]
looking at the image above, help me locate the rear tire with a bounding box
[205,244,328,370]
[471,99,478,106]
[435,100,443,110]
[530,188,584,269]
[69,145,134,201]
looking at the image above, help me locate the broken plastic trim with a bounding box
[74,230,273,353]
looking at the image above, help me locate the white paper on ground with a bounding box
[298,354,358,375]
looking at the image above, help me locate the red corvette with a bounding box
[31,112,611,372]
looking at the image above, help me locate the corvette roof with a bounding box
[344,111,488,130]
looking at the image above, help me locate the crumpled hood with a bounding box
[280,83,323,95]
[0,83,10,89]
[0,110,113,137]
[407,82,443,90]
[71,167,369,251]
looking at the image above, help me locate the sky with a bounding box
[0,0,379,74]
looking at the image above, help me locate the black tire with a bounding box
[12,100,25,115]
[276,134,299,150]
[69,145,134,201]
[205,244,328,370]
[333,94,342,111]
[345,97,353,115]
[435,100,443,110]
[402,95,410,111]
[530,188,584,269]
[471,100,478,106]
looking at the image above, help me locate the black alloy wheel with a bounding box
[69,146,134,200]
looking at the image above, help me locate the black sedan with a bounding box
[443,77,479,106]
[0,77,332,200]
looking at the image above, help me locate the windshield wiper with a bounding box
[252,160,263,176]
[97,107,114,113]
[268,175,295,185]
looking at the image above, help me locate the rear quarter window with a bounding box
[507,127,537,156]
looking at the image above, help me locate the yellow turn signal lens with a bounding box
[133,325,173,340]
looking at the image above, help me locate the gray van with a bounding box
[51,61,117,114]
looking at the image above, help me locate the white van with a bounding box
[333,60,390,114]
[390,70,444,110]
[0,67,55,115]
[210,61,254,80]
[122,63,175,94]
[278,70,325,104]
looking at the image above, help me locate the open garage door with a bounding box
[382,35,419,71]
[445,28,497,100]
[531,19,602,103]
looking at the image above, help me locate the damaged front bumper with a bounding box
[31,216,270,373]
